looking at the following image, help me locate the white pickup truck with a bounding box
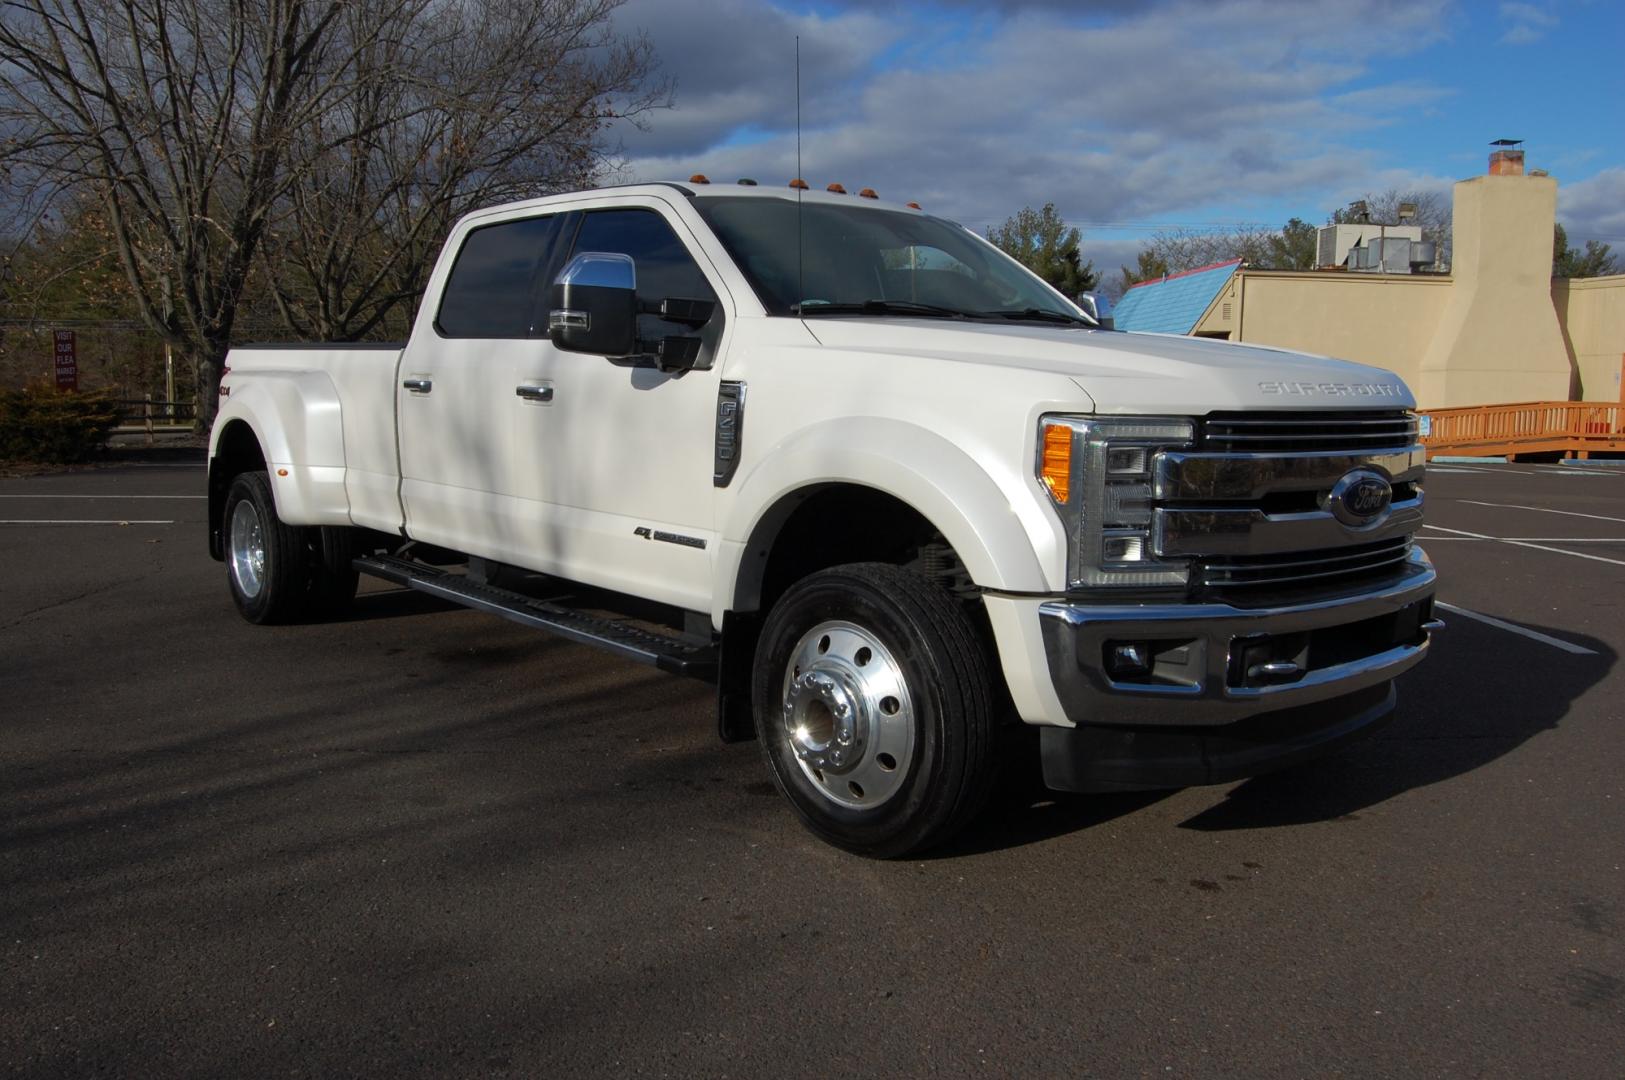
[208,179,1438,856]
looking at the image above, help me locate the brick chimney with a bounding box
[1488,138,1525,176]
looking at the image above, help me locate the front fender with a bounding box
[210,370,351,527]
[717,416,1053,609]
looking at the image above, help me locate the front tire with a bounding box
[752,563,997,858]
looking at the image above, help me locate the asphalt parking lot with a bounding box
[2,455,1622,1078]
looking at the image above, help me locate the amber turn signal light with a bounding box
[1040,423,1073,502]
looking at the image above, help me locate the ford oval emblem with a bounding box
[1328,469,1393,528]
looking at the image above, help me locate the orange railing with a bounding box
[1419,401,1625,460]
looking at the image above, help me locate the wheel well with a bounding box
[716,483,1004,745]
[739,484,976,615]
[207,420,266,560]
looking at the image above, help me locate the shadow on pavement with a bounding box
[936,615,1612,852]
[1178,616,1612,831]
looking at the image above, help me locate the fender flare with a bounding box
[209,368,350,531]
[209,369,345,469]
[718,416,1051,610]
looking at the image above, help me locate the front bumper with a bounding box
[1035,548,1437,790]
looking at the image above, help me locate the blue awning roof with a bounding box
[1113,260,1241,335]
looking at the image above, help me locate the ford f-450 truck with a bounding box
[208,179,1439,857]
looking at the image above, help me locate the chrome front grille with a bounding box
[1200,411,1418,454]
[1150,410,1425,601]
[1196,536,1414,593]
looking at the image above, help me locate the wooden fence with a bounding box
[113,396,197,441]
[1420,401,1625,460]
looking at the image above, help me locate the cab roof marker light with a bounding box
[789,178,809,190]
[858,188,878,199]
[689,174,710,184]
[827,183,847,193]
[906,201,922,210]
[737,178,758,186]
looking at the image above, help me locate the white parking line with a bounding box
[1459,500,1625,525]
[1420,524,1625,568]
[0,519,176,525]
[1420,537,1625,543]
[0,494,204,500]
[1435,602,1597,655]
[1430,464,1620,476]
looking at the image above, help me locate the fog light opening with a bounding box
[1106,641,1153,679]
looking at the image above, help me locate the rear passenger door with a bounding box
[396,211,570,560]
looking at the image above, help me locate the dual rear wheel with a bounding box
[223,471,358,624]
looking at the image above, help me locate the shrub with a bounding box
[0,381,122,463]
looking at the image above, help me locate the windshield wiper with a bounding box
[794,299,984,320]
[984,307,1095,326]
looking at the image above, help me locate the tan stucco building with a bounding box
[1121,164,1625,410]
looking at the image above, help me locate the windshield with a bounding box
[693,196,1088,322]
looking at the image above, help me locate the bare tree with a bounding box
[1140,224,1279,274]
[258,0,668,342]
[0,0,379,427]
[0,0,665,427]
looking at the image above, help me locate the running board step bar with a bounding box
[353,554,718,679]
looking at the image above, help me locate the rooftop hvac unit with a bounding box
[1316,225,1338,269]
[1317,223,1424,269]
[1347,236,1432,274]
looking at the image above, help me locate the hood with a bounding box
[798,317,1416,414]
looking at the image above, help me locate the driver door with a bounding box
[503,200,731,614]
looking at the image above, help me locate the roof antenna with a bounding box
[795,35,804,314]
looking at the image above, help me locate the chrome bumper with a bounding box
[1038,547,1438,728]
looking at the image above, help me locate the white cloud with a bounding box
[600,0,1617,278]
[610,0,1459,235]
[1500,1,1557,26]
[606,0,901,158]
[1558,168,1625,248]
[1498,0,1558,45]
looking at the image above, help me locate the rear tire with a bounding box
[224,471,313,624]
[308,526,361,616]
[752,563,997,858]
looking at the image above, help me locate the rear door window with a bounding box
[436,215,566,338]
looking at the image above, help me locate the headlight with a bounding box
[1037,415,1194,589]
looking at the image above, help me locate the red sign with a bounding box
[53,330,78,392]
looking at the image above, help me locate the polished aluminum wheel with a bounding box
[780,619,916,810]
[228,499,267,599]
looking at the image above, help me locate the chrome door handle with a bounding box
[515,384,554,403]
[402,377,433,394]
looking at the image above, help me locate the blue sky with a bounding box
[608,0,1624,280]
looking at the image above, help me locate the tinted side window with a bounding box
[570,209,717,341]
[437,215,564,338]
